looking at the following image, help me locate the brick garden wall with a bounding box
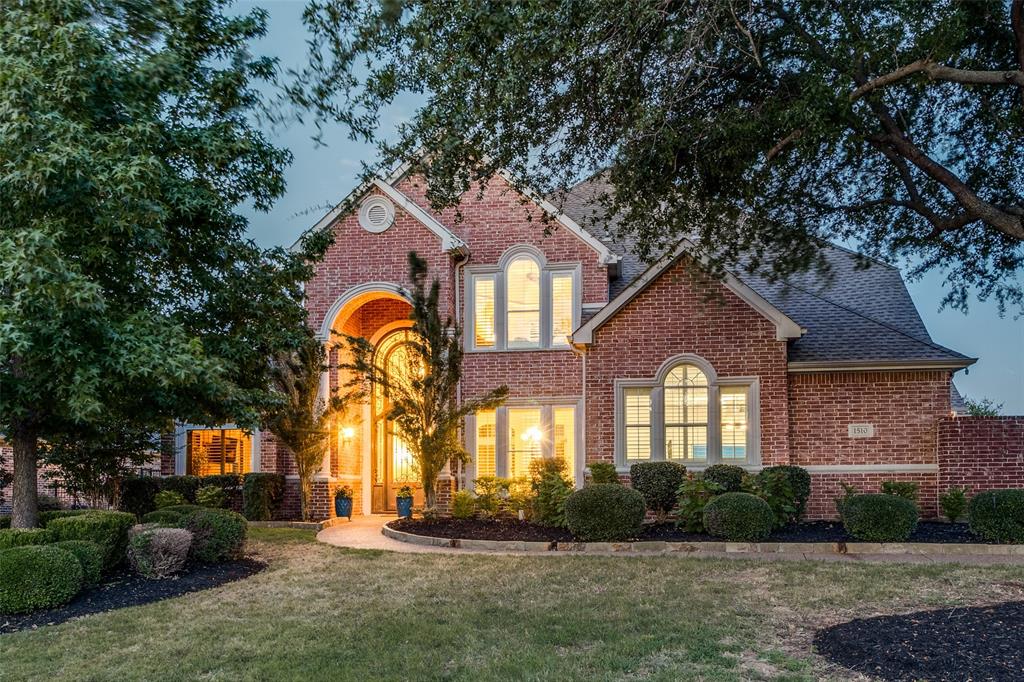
[937,417,1024,495]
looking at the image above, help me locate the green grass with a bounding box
[2,527,1023,681]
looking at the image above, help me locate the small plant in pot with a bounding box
[334,486,353,520]
[396,485,414,518]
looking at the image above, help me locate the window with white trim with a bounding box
[466,248,579,351]
[615,358,758,468]
[471,404,578,484]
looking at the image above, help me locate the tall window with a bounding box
[720,387,748,461]
[623,388,652,462]
[663,365,709,463]
[475,410,497,477]
[187,429,251,476]
[506,257,541,348]
[552,407,575,471]
[508,408,543,478]
[474,276,496,348]
[472,405,578,483]
[550,273,573,347]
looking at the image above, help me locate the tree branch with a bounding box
[850,58,1024,100]
[765,128,804,161]
[1013,0,1024,107]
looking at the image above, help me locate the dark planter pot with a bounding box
[335,496,353,519]
[396,496,414,518]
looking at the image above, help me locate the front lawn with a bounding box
[2,527,1022,681]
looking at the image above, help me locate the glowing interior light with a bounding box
[341,426,356,440]
[522,426,543,443]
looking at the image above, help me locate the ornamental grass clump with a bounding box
[129,527,193,578]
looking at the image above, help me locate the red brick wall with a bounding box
[806,472,939,520]
[584,257,790,465]
[938,416,1024,495]
[788,371,951,466]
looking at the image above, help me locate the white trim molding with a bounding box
[317,281,412,342]
[370,179,467,253]
[788,358,976,373]
[800,464,939,474]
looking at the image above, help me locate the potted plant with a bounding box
[396,485,414,518]
[334,485,353,520]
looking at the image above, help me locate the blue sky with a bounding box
[238,1,1023,413]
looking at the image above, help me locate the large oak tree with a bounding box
[1,0,330,527]
[290,0,1023,313]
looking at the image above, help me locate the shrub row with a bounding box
[120,472,284,521]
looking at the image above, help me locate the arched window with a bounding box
[506,256,541,348]
[663,364,709,462]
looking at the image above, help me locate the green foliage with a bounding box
[340,253,508,509]
[0,528,53,549]
[940,486,969,523]
[629,461,686,517]
[334,485,353,500]
[760,466,811,519]
[588,462,621,485]
[834,482,860,519]
[243,473,285,521]
[0,545,83,614]
[52,540,103,588]
[161,476,201,503]
[564,484,645,542]
[842,494,918,542]
[743,469,798,528]
[196,486,227,509]
[675,475,724,532]
[451,490,476,520]
[968,489,1024,543]
[702,465,746,492]
[964,397,1003,416]
[472,477,506,518]
[182,509,247,562]
[38,509,93,527]
[533,473,573,528]
[200,475,244,495]
[155,504,205,517]
[0,517,9,529]
[47,511,136,572]
[880,481,920,503]
[292,1,1024,315]
[1,0,329,527]
[702,493,774,542]
[155,490,187,510]
[129,527,192,579]
[142,510,186,526]
[119,477,163,518]
[396,485,415,500]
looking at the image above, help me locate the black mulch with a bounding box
[0,558,265,635]
[814,601,1024,681]
[390,518,988,544]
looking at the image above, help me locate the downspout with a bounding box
[453,249,470,491]
[570,341,588,489]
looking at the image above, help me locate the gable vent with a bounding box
[358,196,395,233]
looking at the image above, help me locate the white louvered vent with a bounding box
[358,196,395,233]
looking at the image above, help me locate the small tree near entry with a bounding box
[265,331,352,522]
[343,252,508,509]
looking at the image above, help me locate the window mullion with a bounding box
[651,386,665,461]
[541,405,553,460]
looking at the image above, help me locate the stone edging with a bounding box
[381,522,1024,556]
[250,517,349,532]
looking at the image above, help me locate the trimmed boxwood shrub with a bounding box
[0,528,53,549]
[182,508,247,562]
[0,545,83,614]
[38,509,93,527]
[702,464,746,492]
[842,494,918,542]
[129,527,193,578]
[154,490,186,509]
[564,484,645,542]
[47,510,136,571]
[588,462,621,485]
[703,492,774,542]
[157,504,205,515]
[630,461,686,517]
[142,509,187,525]
[160,475,200,503]
[968,489,1024,543]
[119,476,162,518]
[52,540,104,587]
[760,465,811,519]
[242,473,285,521]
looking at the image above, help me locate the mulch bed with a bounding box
[814,601,1024,681]
[0,558,265,635]
[390,518,989,544]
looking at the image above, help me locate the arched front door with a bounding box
[371,329,424,513]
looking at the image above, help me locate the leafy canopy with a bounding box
[290,0,1024,313]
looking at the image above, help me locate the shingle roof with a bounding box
[557,178,973,367]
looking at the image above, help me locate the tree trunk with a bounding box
[11,425,39,528]
[300,476,312,522]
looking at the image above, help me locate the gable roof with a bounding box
[560,177,975,370]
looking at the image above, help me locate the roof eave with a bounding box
[787,358,978,373]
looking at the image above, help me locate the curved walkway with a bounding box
[315,516,1024,565]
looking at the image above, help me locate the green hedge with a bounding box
[702,464,746,492]
[703,492,774,542]
[154,490,187,509]
[588,462,621,485]
[564,484,645,542]
[119,477,162,517]
[759,466,811,519]
[0,528,53,549]
[47,510,136,571]
[52,540,104,587]
[0,545,83,614]
[242,473,285,521]
[38,509,94,527]
[842,494,918,542]
[160,475,201,503]
[142,509,187,525]
[630,461,686,515]
[968,489,1024,543]
[182,508,247,562]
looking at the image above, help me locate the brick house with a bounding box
[161,166,1023,521]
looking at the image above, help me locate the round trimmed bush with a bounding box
[157,504,205,516]
[630,461,686,515]
[760,465,811,518]
[702,464,746,492]
[564,484,645,542]
[142,509,186,525]
[968,489,1024,544]
[47,510,136,571]
[52,540,104,587]
[0,528,53,549]
[842,494,918,542]
[182,508,247,562]
[702,492,774,542]
[242,473,285,521]
[588,462,621,485]
[0,545,83,614]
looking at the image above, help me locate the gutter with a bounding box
[787,358,978,373]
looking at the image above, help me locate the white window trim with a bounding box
[464,244,581,352]
[466,398,583,484]
[612,354,760,472]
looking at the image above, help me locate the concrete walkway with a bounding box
[315,516,1024,565]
